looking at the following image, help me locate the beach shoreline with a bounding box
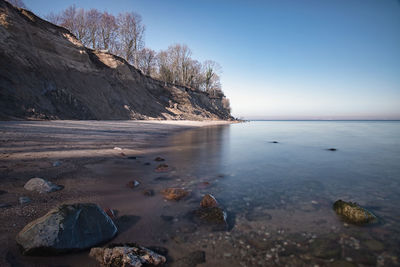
[0,120,236,266]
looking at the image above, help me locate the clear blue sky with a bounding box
[24,0,400,119]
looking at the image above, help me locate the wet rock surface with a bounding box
[89,243,166,267]
[155,164,170,172]
[24,178,63,193]
[333,200,377,224]
[200,194,218,208]
[161,188,189,201]
[16,203,118,255]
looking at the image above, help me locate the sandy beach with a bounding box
[0,120,236,266]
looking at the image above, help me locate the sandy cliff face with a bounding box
[0,1,232,120]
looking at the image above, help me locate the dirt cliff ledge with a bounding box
[0,0,233,120]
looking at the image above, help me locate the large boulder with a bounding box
[16,203,118,255]
[24,177,63,193]
[89,243,166,267]
[333,200,377,224]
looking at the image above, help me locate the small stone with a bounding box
[144,162,151,166]
[270,141,279,143]
[154,157,165,161]
[327,148,337,151]
[161,188,189,201]
[0,203,11,208]
[143,189,155,196]
[113,147,122,150]
[200,194,218,208]
[155,163,169,172]
[193,207,227,225]
[126,180,140,188]
[52,161,61,167]
[24,178,63,193]
[19,196,31,205]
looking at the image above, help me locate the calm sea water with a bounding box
[160,121,400,266]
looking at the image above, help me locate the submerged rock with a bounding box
[161,188,189,201]
[16,203,117,255]
[89,243,166,267]
[154,157,165,162]
[24,178,63,193]
[200,194,218,208]
[155,163,169,172]
[193,207,227,225]
[333,200,377,224]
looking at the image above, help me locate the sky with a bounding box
[23,0,400,120]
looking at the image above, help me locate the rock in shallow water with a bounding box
[24,178,63,193]
[161,188,189,201]
[16,203,117,255]
[193,207,227,225]
[200,194,218,208]
[333,200,377,224]
[89,243,166,267]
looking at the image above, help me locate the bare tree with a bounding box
[156,50,174,83]
[6,0,26,8]
[137,48,156,76]
[85,9,101,49]
[117,12,145,67]
[201,60,222,94]
[46,12,62,25]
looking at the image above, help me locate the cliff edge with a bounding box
[0,0,233,120]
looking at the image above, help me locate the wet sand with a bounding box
[0,120,235,267]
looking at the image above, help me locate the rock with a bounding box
[161,188,189,201]
[174,250,205,267]
[155,163,169,172]
[200,194,218,208]
[19,196,31,205]
[104,208,116,220]
[144,162,151,166]
[193,207,227,225]
[113,147,122,150]
[16,203,117,255]
[126,180,140,188]
[52,161,61,167]
[270,141,279,143]
[154,157,165,161]
[89,243,166,267]
[24,178,63,193]
[333,200,377,224]
[127,156,137,160]
[0,203,11,208]
[327,148,337,151]
[143,189,155,196]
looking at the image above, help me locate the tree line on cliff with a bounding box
[47,6,226,98]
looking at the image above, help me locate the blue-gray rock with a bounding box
[24,178,63,193]
[16,203,118,255]
[19,196,31,205]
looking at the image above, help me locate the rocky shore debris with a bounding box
[89,243,166,267]
[155,163,169,172]
[154,157,165,161]
[333,200,377,224]
[200,194,218,208]
[16,203,118,255]
[126,180,140,188]
[161,188,189,201]
[143,189,155,196]
[192,194,227,227]
[52,161,61,167]
[19,196,31,205]
[24,178,63,193]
